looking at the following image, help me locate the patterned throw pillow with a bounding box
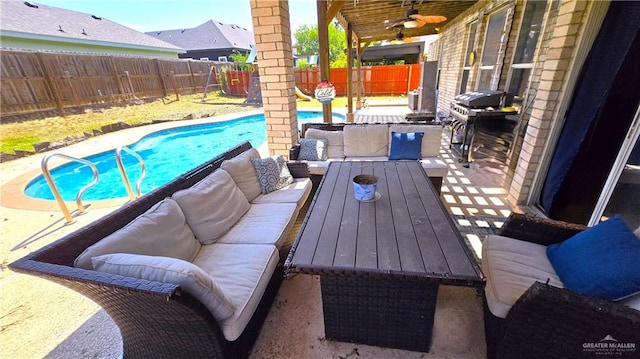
[251,156,294,194]
[298,138,328,161]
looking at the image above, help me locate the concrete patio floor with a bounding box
[1,106,515,358]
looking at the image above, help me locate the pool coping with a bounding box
[1,109,346,212]
[1,110,268,211]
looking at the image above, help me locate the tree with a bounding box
[229,50,249,63]
[293,23,346,67]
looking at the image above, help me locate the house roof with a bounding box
[0,0,183,53]
[146,20,254,52]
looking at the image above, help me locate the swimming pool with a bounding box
[25,111,344,201]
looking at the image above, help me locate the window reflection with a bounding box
[603,138,640,229]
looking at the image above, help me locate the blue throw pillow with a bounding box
[546,216,640,301]
[389,132,423,160]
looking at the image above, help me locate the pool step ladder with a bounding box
[115,146,146,201]
[41,153,99,224]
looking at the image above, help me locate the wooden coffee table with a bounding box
[285,161,484,352]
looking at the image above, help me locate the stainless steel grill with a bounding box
[448,91,511,163]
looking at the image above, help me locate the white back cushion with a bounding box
[173,169,250,244]
[92,253,235,321]
[74,198,200,269]
[343,124,389,157]
[389,125,442,157]
[220,148,262,201]
[305,128,345,158]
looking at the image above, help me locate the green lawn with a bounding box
[0,94,401,154]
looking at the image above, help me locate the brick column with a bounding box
[250,0,298,158]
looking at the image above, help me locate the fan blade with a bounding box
[409,14,447,27]
[384,17,406,24]
[384,18,406,29]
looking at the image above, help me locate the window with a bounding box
[478,8,508,90]
[507,1,546,99]
[218,56,228,62]
[460,22,478,94]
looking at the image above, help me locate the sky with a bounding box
[32,0,319,34]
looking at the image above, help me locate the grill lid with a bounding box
[453,90,507,108]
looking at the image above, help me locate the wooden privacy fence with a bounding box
[0,50,251,120]
[295,64,422,97]
[1,50,421,120]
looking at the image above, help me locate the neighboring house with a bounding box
[0,0,183,58]
[146,20,254,62]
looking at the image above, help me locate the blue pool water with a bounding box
[25,111,344,201]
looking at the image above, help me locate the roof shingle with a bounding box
[146,20,254,51]
[0,0,182,51]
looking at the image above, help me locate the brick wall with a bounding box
[433,0,595,210]
[250,0,298,158]
[508,0,590,206]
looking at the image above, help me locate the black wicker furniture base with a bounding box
[321,275,438,352]
[287,161,484,352]
[9,142,309,359]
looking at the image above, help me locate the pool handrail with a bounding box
[41,153,99,224]
[115,146,147,201]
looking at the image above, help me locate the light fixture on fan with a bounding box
[404,19,418,28]
[403,7,419,28]
[384,0,447,30]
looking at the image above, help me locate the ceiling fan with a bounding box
[384,0,447,30]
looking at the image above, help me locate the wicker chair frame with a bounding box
[9,141,309,359]
[484,213,640,359]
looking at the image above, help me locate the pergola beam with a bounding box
[317,0,332,123]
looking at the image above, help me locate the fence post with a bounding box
[406,64,413,95]
[123,71,140,103]
[109,56,126,101]
[63,70,80,107]
[170,71,180,101]
[36,52,65,116]
[187,60,197,94]
[155,59,168,97]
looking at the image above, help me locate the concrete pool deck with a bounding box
[1,107,513,358]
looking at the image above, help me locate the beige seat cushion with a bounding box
[91,253,235,321]
[343,124,389,157]
[305,158,342,175]
[305,128,345,158]
[173,169,250,244]
[193,243,279,341]
[220,148,262,201]
[343,156,389,162]
[482,234,564,318]
[216,203,297,249]
[389,124,443,157]
[419,158,448,178]
[251,178,312,210]
[74,198,200,269]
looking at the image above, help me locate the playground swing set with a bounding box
[201,45,315,105]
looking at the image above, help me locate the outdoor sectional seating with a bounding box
[9,141,312,359]
[482,213,640,359]
[289,122,448,193]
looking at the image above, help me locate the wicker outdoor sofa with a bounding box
[483,213,640,359]
[9,141,311,359]
[289,122,448,193]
